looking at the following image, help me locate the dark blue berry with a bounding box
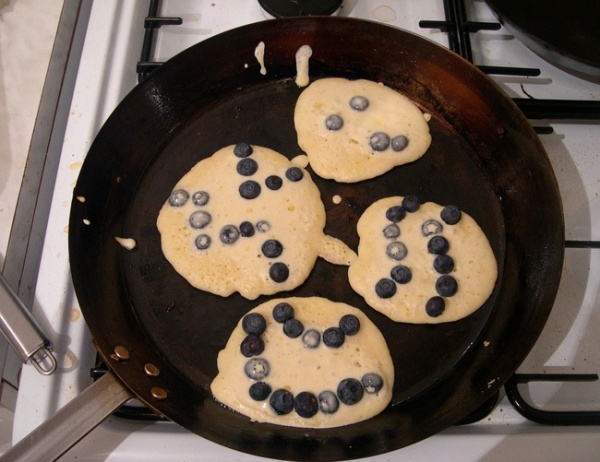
[370,132,390,151]
[436,275,458,297]
[239,221,255,237]
[383,224,400,239]
[269,262,289,282]
[294,391,319,418]
[421,219,443,237]
[168,189,189,207]
[339,314,360,336]
[240,334,265,357]
[325,114,344,130]
[270,389,294,415]
[242,313,267,335]
[375,278,397,298]
[349,95,369,111]
[189,211,211,229]
[428,235,449,254]
[361,373,384,394]
[220,224,240,244]
[318,390,339,414]
[302,329,320,348]
[237,158,258,176]
[441,205,462,225]
[433,254,454,274]
[386,206,406,223]
[195,234,211,250]
[285,167,304,182]
[390,265,412,284]
[233,142,253,158]
[386,242,408,260]
[244,358,270,380]
[262,239,283,258]
[391,135,409,152]
[425,296,445,317]
[272,302,294,323]
[249,382,271,401]
[337,378,364,405]
[239,180,261,199]
[323,327,345,348]
[265,175,282,190]
[191,191,209,206]
[256,220,271,232]
[283,318,303,338]
[401,195,420,212]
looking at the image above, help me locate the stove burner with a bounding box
[259,0,342,18]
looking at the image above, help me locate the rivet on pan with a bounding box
[144,363,160,377]
[151,387,168,400]
[113,345,130,361]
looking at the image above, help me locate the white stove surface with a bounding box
[12,0,600,460]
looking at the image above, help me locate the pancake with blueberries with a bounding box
[157,144,356,300]
[211,297,394,428]
[348,196,497,323]
[294,78,432,183]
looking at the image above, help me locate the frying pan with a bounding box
[6,17,564,461]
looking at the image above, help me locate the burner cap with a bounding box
[259,0,343,18]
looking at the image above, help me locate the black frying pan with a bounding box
[12,17,565,462]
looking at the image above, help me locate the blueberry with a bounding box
[294,391,319,418]
[337,378,364,405]
[269,262,289,283]
[325,114,344,130]
[234,142,253,158]
[283,318,303,338]
[425,296,445,317]
[370,132,390,151]
[242,313,267,336]
[375,278,397,298]
[391,135,409,152]
[189,211,211,229]
[318,390,339,414]
[285,167,304,182]
[383,224,400,239]
[361,373,384,394]
[256,220,271,233]
[272,302,294,323]
[195,234,211,250]
[441,205,462,225]
[390,265,412,284]
[249,382,271,401]
[323,327,345,348]
[428,235,449,254]
[168,189,189,207]
[386,206,406,223]
[239,221,255,237]
[302,329,321,348]
[421,219,443,237]
[220,224,240,244]
[265,175,283,190]
[433,254,454,274]
[386,242,408,261]
[239,180,261,199]
[349,95,369,111]
[436,275,458,297]
[339,314,360,336]
[237,158,258,176]
[270,389,294,415]
[191,191,209,206]
[244,358,270,380]
[401,195,420,212]
[262,239,283,258]
[240,334,265,357]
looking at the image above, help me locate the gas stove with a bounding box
[7,0,600,460]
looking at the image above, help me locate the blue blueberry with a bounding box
[370,132,390,151]
[265,175,282,190]
[168,189,189,207]
[234,142,253,158]
[375,278,396,298]
[237,158,258,176]
[194,234,211,250]
[391,135,409,152]
[262,239,283,258]
[401,195,420,212]
[269,262,289,282]
[256,220,271,232]
[390,265,412,284]
[302,329,321,348]
[283,318,303,338]
[294,391,319,418]
[323,327,345,348]
[239,221,255,237]
[425,296,445,317]
[189,211,211,229]
[244,357,270,380]
[386,206,406,223]
[349,95,369,111]
[383,224,400,239]
[428,235,449,254]
[421,219,443,237]
[191,191,209,206]
[270,389,294,415]
[272,302,294,323]
[239,180,261,199]
[441,205,462,225]
[249,382,271,401]
[325,114,344,130]
[433,254,454,274]
[337,378,364,405]
[436,275,458,297]
[318,390,339,414]
[361,373,384,394]
[220,224,240,244]
[242,313,267,336]
[240,334,265,357]
[285,167,304,182]
[386,242,408,260]
[339,314,360,336]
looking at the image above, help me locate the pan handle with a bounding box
[1,372,133,462]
